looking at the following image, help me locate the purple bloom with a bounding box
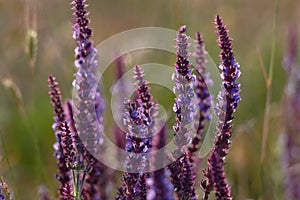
[213,14,241,159]
[60,121,77,169]
[71,0,104,157]
[71,1,109,198]
[169,26,197,199]
[147,125,174,200]
[48,75,73,198]
[169,153,197,200]
[202,15,241,200]
[60,182,74,200]
[133,65,156,127]
[172,25,195,157]
[189,32,213,157]
[209,152,231,200]
[85,160,109,200]
[0,189,3,200]
[116,66,156,199]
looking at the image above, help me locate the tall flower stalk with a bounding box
[202,15,241,200]
[168,25,197,200]
[48,75,74,199]
[147,125,174,200]
[71,0,107,199]
[189,32,213,159]
[116,66,155,199]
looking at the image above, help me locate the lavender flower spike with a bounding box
[48,75,73,199]
[116,100,149,199]
[209,152,231,200]
[71,0,103,157]
[172,25,195,156]
[169,26,197,200]
[214,15,241,158]
[71,1,108,198]
[202,15,241,200]
[189,32,212,157]
[147,125,174,200]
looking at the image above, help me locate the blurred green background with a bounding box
[0,0,299,199]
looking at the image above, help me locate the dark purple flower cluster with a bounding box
[48,75,73,199]
[48,1,243,198]
[168,26,199,200]
[189,32,213,157]
[147,126,174,200]
[0,189,3,200]
[116,66,155,199]
[172,26,195,157]
[201,15,241,200]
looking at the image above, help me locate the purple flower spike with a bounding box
[116,66,157,199]
[169,26,197,199]
[213,14,241,159]
[116,100,149,199]
[147,125,174,200]
[209,152,232,200]
[71,1,109,199]
[172,25,195,157]
[202,15,241,200]
[71,0,104,157]
[61,182,74,200]
[60,121,77,169]
[48,75,73,198]
[189,32,213,157]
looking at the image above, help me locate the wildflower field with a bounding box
[0,0,300,199]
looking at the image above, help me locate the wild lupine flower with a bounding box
[202,15,241,200]
[169,25,197,199]
[189,32,213,157]
[281,28,300,200]
[48,75,73,198]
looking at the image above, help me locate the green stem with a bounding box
[0,130,20,200]
[260,0,279,163]
[72,169,77,197]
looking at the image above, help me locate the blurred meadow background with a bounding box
[0,0,300,199]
